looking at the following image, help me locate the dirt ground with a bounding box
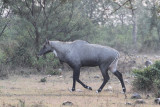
[0,53,160,107]
[0,70,159,107]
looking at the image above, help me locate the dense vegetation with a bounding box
[133,61,160,97]
[0,0,160,73]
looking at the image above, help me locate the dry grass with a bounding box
[1,53,160,107]
[0,69,159,107]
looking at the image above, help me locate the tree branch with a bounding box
[110,0,130,15]
[0,9,10,37]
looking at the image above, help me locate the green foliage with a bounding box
[11,46,33,67]
[47,69,62,76]
[0,49,6,64]
[0,39,19,68]
[40,78,46,82]
[133,61,160,97]
[1,0,160,74]
[90,25,133,51]
[0,39,19,57]
[32,54,61,70]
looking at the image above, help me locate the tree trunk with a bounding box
[157,27,160,49]
[33,23,41,72]
[132,15,137,51]
[35,28,40,53]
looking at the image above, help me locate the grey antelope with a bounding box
[38,40,126,94]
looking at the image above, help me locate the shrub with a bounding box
[11,46,33,67]
[0,49,9,79]
[40,78,46,82]
[47,69,62,75]
[0,49,6,64]
[32,54,61,72]
[0,71,8,80]
[133,61,160,97]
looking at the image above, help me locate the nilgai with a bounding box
[38,40,126,94]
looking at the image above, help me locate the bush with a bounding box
[0,49,6,64]
[47,69,62,75]
[40,78,47,82]
[133,61,160,97]
[32,54,61,72]
[11,46,33,67]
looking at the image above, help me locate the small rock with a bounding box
[59,75,63,78]
[136,55,140,58]
[135,99,146,104]
[154,98,160,104]
[94,75,100,78]
[47,75,52,77]
[129,60,136,64]
[62,101,73,106]
[146,94,150,99]
[20,70,25,74]
[145,60,153,67]
[59,68,62,72]
[125,102,132,105]
[131,93,142,99]
[40,78,46,82]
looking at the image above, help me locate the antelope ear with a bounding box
[46,39,49,44]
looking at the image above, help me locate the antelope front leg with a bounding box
[71,74,76,91]
[96,66,110,93]
[71,68,92,91]
[96,72,110,93]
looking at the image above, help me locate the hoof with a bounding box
[96,89,102,93]
[87,86,92,90]
[72,88,75,91]
[123,88,126,93]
